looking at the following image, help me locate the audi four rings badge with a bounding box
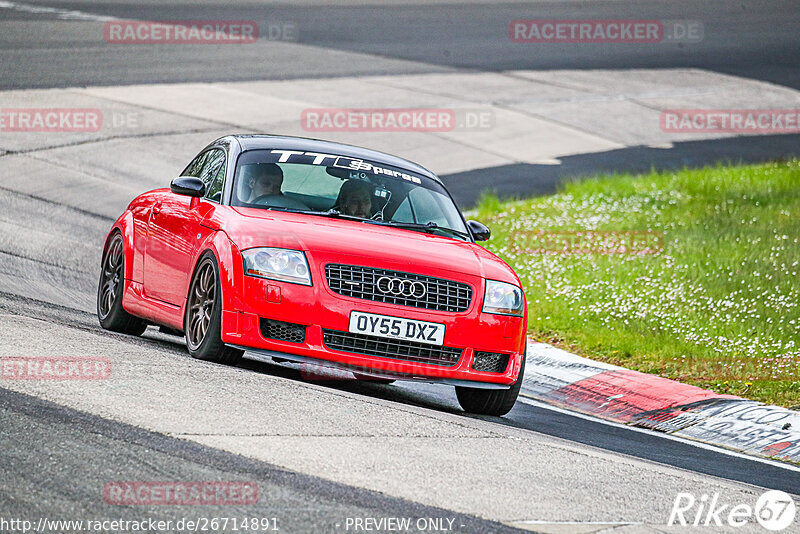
[376,276,426,298]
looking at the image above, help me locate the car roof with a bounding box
[214,134,442,183]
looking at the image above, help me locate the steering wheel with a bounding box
[251,193,311,211]
[251,194,284,205]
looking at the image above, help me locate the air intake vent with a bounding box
[472,352,510,373]
[260,319,306,343]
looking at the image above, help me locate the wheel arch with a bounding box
[103,211,136,282]
[182,235,245,365]
[186,231,243,317]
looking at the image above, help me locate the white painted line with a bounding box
[518,395,800,475]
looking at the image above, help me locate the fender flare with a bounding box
[102,211,136,281]
[188,230,244,315]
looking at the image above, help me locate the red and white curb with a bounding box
[523,341,800,465]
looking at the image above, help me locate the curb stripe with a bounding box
[543,369,738,423]
[523,340,800,465]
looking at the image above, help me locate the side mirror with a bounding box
[170,176,205,197]
[467,220,491,241]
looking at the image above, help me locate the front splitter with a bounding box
[230,344,511,390]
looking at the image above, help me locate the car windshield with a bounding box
[231,149,470,240]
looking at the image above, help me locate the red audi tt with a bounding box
[98,135,527,415]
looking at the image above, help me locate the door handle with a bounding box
[152,205,161,215]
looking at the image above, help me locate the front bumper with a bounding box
[220,254,526,387]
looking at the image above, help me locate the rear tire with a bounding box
[97,232,147,336]
[455,349,526,416]
[185,253,243,365]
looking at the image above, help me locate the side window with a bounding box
[203,152,226,203]
[181,149,226,203]
[198,150,225,191]
[182,152,209,178]
[180,150,226,203]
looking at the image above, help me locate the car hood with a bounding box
[224,207,520,284]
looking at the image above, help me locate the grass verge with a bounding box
[471,160,800,407]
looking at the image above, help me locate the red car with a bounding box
[98,135,527,415]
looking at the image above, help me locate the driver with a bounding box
[243,163,284,203]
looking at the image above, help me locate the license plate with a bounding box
[348,311,445,346]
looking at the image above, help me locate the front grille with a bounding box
[260,319,306,343]
[472,351,510,373]
[325,264,472,313]
[322,329,462,367]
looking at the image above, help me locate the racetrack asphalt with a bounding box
[0,384,527,534]
[2,294,798,533]
[1,1,800,532]
[2,0,799,90]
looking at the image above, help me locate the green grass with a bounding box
[470,160,800,407]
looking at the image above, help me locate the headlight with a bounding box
[242,248,312,286]
[483,280,524,317]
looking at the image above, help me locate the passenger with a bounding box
[337,180,374,218]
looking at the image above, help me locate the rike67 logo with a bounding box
[669,490,796,531]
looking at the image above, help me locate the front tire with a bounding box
[455,349,526,416]
[185,253,243,365]
[97,232,147,336]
